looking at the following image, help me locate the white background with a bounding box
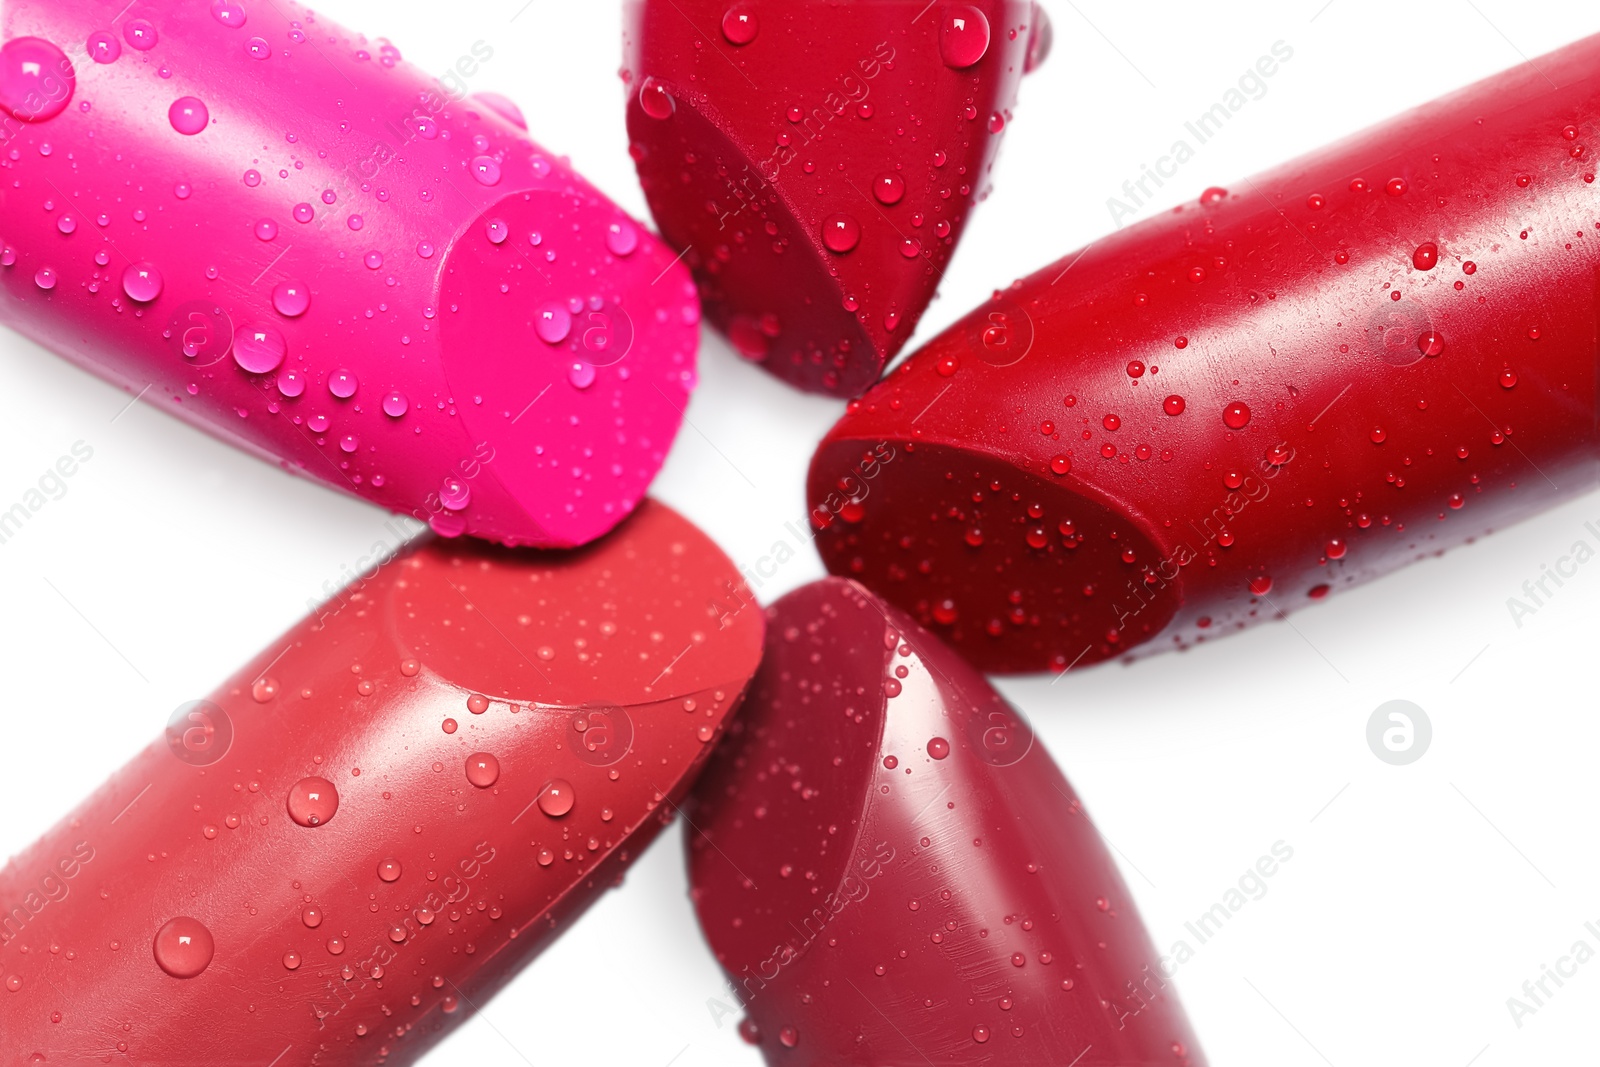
[3,2,1600,1065]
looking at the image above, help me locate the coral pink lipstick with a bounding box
[0,501,764,1064]
[0,0,700,547]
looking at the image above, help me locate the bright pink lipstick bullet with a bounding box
[0,0,700,547]
[0,500,764,1064]
[687,578,1205,1066]
[623,1,1046,396]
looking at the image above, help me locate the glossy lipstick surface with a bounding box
[0,501,764,1065]
[0,0,701,547]
[687,578,1204,1066]
[623,1,1045,396]
[810,34,1600,673]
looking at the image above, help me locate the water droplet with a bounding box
[121,263,163,303]
[33,268,57,291]
[152,917,214,978]
[286,777,339,827]
[927,737,950,760]
[1222,401,1251,429]
[0,38,73,123]
[441,718,458,734]
[470,156,502,186]
[639,77,674,120]
[535,304,572,344]
[1248,575,1274,596]
[246,36,271,59]
[440,477,471,511]
[568,361,597,389]
[251,676,278,702]
[282,950,301,970]
[124,19,158,51]
[210,1,247,28]
[1199,186,1228,206]
[233,324,286,373]
[972,1025,990,1044]
[721,5,759,44]
[87,31,122,64]
[466,753,500,788]
[168,97,209,136]
[605,221,638,257]
[1418,330,1444,357]
[1499,367,1518,389]
[1412,242,1438,270]
[537,779,575,817]
[272,281,310,317]
[301,906,323,928]
[940,6,991,67]
[822,213,861,253]
[254,217,278,241]
[1049,454,1071,475]
[1386,177,1407,196]
[873,172,905,205]
[382,391,408,417]
[328,369,358,398]
[377,858,402,883]
[987,111,1005,134]
[778,1026,799,1048]
[276,368,305,397]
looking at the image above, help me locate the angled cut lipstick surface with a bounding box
[623,1,1045,396]
[0,0,700,548]
[810,34,1600,673]
[687,578,1203,1066]
[0,501,763,1065]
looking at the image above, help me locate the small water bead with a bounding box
[899,236,922,258]
[234,324,286,373]
[440,477,471,511]
[210,1,247,27]
[778,1026,799,1049]
[822,213,861,253]
[276,367,305,397]
[1418,330,1445,357]
[470,156,502,186]
[174,182,191,199]
[286,777,339,827]
[1386,177,1407,196]
[927,737,950,760]
[282,951,301,971]
[88,30,121,63]
[382,390,408,417]
[254,218,278,241]
[301,906,323,928]
[362,249,384,270]
[605,221,638,256]
[246,36,271,59]
[272,281,310,317]
[33,268,57,291]
[243,169,262,187]
[1163,394,1186,416]
[721,5,759,44]
[1247,575,1274,596]
[55,213,78,235]
[874,172,905,204]
[1222,401,1251,429]
[639,77,674,119]
[972,1026,991,1044]
[484,217,510,245]
[537,779,575,817]
[1412,242,1438,270]
[124,19,158,50]
[441,718,458,734]
[377,859,402,883]
[465,752,500,788]
[568,361,597,389]
[1499,367,1518,389]
[987,111,1006,134]
[535,304,572,344]
[1327,538,1347,560]
[152,917,213,979]
[1049,454,1071,475]
[169,97,209,135]
[251,676,278,702]
[1102,414,1120,431]
[321,189,338,205]
[1369,426,1387,444]
[328,370,358,398]
[940,5,991,67]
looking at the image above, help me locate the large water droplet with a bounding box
[466,752,500,788]
[272,281,310,317]
[537,779,575,817]
[605,221,638,257]
[940,6,991,67]
[87,31,121,65]
[721,5,759,44]
[470,155,501,186]
[233,324,286,373]
[0,37,75,123]
[210,1,247,28]
[1222,401,1251,429]
[535,304,572,344]
[382,390,408,417]
[152,917,214,979]
[822,213,861,253]
[639,77,674,120]
[168,96,209,135]
[124,19,158,50]
[286,777,339,827]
